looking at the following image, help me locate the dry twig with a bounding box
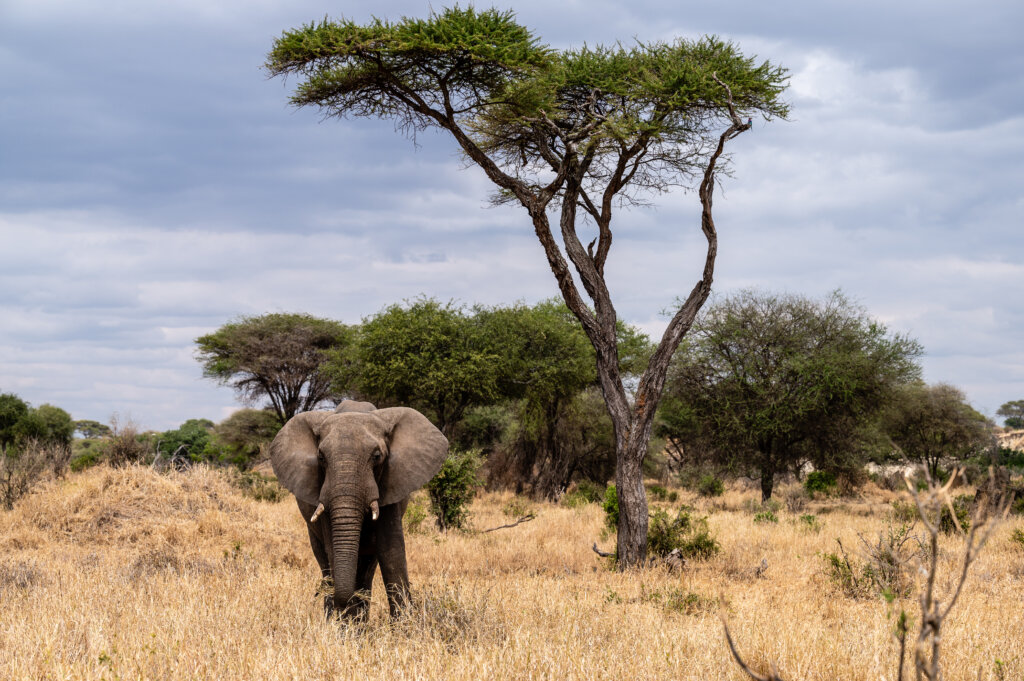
[482,514,536,533]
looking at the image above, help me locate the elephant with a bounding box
[270,400,448,619]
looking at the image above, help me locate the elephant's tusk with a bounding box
[310,503,325,523]
[370,500,379,521]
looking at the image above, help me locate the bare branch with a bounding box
[591,542,613,558]
[721,617,787,681]
[482,514,536,533]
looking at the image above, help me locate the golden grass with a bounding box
[1,466,1022,680]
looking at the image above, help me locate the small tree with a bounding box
[267,8,788,566]
[659,290,921,501]
[883,383,993,478]
[0,393,29,457]
[427,448,481,531]
[195,313,353,422]
[349,299,501,436]
[997,399,1024,429]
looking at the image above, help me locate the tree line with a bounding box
[3,290,1016,512]
[193,292,1013,502]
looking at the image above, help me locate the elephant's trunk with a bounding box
[329,501,364,614]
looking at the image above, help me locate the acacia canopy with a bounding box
[267,7,787,566]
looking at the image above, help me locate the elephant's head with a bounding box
[270,403,448,612]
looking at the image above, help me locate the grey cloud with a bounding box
[1,0,1021,427]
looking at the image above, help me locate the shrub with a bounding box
[822,545,872,598]
[646,484,678,502]
[0,439,71,509]
[799,513,822,532]
[743,497,782,514]
[1011,528,1024,550]
[822,525,919,599]
[643,586,718,615]
[890,499,919,524]
[69,447,103,472]
[502,496,534,518]
[105,416,149,467]
[804,470,837,496]
[753,510,778,524]
[562,480,604,507]
[403,498,429,534]
[939,494,972,534]
[427,448,481,531]
[781,486,808,513]
[602,484,619,528]
[697,474,724,497]
[230,470,286,502]
[647,507,720,560]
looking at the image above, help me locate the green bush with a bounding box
[646,484,678,503]
[562,480,604,507]
[753,510,778,524]
[427,448,481,531]
[647,507,720,560]
[890,499,919,523]
[939,494,972,534]
[822,547,873,598]
[697,474,724,497]
[804,471,837,496]
[403,498,429,534]
[602,484,619,528]
[69,448,103,472]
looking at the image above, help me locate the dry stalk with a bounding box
[723,467,1008,681]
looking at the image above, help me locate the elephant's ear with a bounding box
[375,407,449,507]
[335,400,376,413]
[270,410,331,506]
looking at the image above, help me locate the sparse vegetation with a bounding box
[0,463,1020,679]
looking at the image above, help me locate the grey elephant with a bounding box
[270,400,448,619]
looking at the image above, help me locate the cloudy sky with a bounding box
[2,0,1021,431]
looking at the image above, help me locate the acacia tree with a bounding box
[884,383,994,478]
[195,313,353,422]
[997,400,1024,429]
[266,7,788,565]
[658,290,922,501]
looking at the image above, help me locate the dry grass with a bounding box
[1,467,1021,680]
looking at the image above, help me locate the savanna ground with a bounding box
[1,465,1022,680]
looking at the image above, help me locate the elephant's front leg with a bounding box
[376,500,411,618]
[348,526,378,622]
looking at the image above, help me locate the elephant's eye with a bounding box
[372,448,384,462]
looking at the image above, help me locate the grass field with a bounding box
[1,465,1022,680]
